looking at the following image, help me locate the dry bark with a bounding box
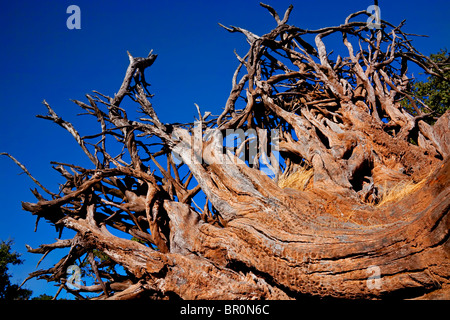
[4,4,449,300]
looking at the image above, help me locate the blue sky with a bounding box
[0,0,448,299]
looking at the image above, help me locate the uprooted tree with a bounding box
[3,4,449,299]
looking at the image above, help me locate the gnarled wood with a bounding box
[4,3,449,300]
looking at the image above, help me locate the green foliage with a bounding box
[31,293,53,300]
[76,250,118,286]
[403,49,450,122]
[31,293,69,300]
[131,236,146,245]
[0,240,32,300]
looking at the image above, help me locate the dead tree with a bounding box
[4,4,449,299]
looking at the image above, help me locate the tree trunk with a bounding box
[8,4,449,300]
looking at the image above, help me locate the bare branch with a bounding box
[1,153,57,197]
[38,100,100,167]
